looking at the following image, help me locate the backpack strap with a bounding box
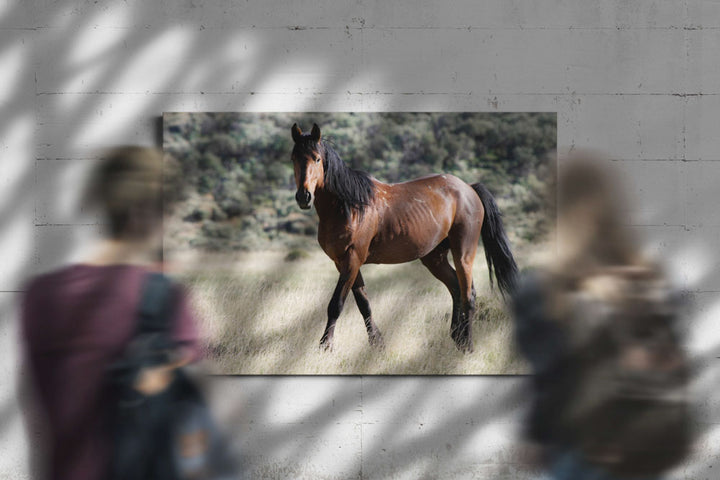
[136,272,175,336]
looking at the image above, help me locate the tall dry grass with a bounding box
[172,240,549,375]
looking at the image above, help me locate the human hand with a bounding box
[133,364,174,395]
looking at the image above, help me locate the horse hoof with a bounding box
[319,339,333,352]
[452,336,473,353]
[369,333,385,350]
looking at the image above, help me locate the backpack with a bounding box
[106,272,238,480]
[552,266,692,477]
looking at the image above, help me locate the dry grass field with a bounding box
[170,238,551,375]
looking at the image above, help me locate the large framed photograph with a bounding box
[163,112,556,374]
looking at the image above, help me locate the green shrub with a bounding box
[284,249,310,262]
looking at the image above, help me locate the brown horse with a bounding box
[291,123,518,352]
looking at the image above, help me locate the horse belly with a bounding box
[365,201,451,264]
[365,237,436,264]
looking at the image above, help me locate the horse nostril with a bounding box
[295,190,311,205]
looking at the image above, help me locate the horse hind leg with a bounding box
[448,230,479,353]
[420,241,463,345]
[352,272,384,348]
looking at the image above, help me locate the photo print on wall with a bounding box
[163,112,556,374]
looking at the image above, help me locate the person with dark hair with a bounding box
[21,146,200,480]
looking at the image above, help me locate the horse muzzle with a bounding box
[295,189,314,210]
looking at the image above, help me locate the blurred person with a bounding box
[512,153,692,480]
[20,147,201,479]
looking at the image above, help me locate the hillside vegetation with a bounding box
[163,112,555,253]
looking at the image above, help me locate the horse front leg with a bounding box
[351,272,384,348]
[320,256,360,351]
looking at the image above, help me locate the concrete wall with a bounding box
[1,1,718,478]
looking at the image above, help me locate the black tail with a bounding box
[471,182,518,298]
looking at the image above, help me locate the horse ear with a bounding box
[311,123,321,143]
[291,123,303,143]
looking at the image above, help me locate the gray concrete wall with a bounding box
[1,1,718,478]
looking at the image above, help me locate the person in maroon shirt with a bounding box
[21,147,200,480]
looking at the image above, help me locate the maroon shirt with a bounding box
[21,264,200,480]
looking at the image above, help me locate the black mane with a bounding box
[321,141,375,217]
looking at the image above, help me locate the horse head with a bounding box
[290,123,325,209]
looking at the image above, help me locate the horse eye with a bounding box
[315,156,322,163]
